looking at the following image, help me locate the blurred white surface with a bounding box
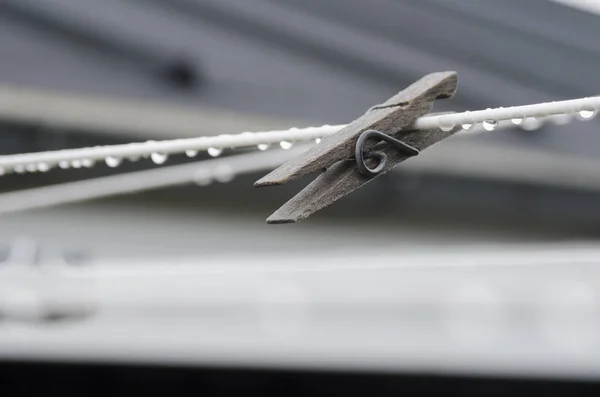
[1,203,600,379]
[551,0,600,15]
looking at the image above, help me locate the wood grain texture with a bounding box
[266,124,461,224]
[255,71,458,187]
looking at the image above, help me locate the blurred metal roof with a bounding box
[1,0,599,135]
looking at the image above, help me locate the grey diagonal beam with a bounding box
[0,84,297,139]
[137,0,553,109]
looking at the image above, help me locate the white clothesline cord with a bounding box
[0,96,597,174]
[0,125,342,175]
[0,147,306,215]
[414,96,599,130]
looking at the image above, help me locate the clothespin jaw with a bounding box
[255,71,460,224]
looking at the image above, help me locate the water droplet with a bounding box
[511,117,524,125]
[105,156,121,168]
[0,167,5,176]
[36,162,50,172]
[438,116,456,132]
[460,111,475,131]
[280,141,293,150]
[58,160,70,169]
[257,143,270,151]
[128,156,140,162]
[213,165,236,183]
[70,160,82,169]
[14,165,26,174]
[315,138,322,144]
[25,164,37,173]
[521,118,543,131]
[193,169,213,186]
[482,120,498,131]
[207,147,222,157]
[185,150,198,157]
[81,159,95,168]
[578,109,597,120]
[151,152,168,164]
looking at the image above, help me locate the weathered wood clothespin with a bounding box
[255,71,459,224]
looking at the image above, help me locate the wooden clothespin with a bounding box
[255,71,459,224]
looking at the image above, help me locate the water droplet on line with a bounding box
[207,147,222,157]
[105,156,121,168]
[128,156,140,162]
[14,165,26,174]
[460,111,475,131]
[185,150,198,157]
[0,167,5,175]
[579,109,597,120]
[280,141,293,150]
[151,152,168,164]
[37,162,50,172]
[521,118,543,131]
[511,117,524,125]
[70,160,82,168]
[315,138,322,144]
[257,143,270,151]
[81,159,94,168]
[25,164,37,173]
[482,120,498,131]
[59,160,70,169]
[438,116,456,132]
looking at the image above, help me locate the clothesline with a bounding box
[0,96,597,175]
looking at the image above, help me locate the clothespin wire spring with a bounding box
[354,129,420,176]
